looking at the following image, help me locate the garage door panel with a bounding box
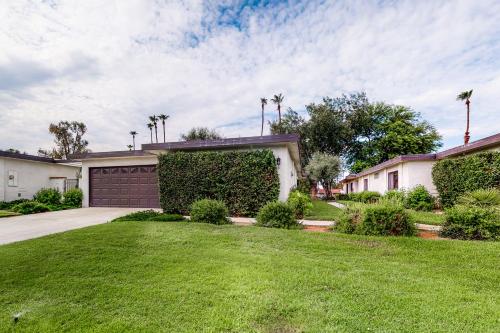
[89,165,160,208]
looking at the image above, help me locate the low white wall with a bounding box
[0,158,80,202]
[81,147,299,207]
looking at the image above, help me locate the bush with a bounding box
[335,203,416,236]
[383,189,407,205]
[0,199,29,210]
[63,189,83,208]
[348,191,381,203]
[158,150,279,216]
[432,152,500,207]
[190,199,230,225]
[11,201,50,215]
[405,185,434,211]
[256,201,299,229]
[441,205,499,241]
[34,188,62,205]
[112,210,185,222]
[287,190,313,218]
[457,188,500,208]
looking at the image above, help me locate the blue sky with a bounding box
[0,0,499,153]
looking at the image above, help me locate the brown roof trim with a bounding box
[141,134,299,151]
[437,132,500,159]
[70,150,155,160]
[0,150,56,163]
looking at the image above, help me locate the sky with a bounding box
[0,0,499,154]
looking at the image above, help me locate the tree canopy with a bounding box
[305,152,342,199]
[38,121,89,159]
[181,127,222,141]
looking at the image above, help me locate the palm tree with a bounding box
[129,131,137,150]
[457,89,473,144]
[271,93,284,126]
[147,123,154,143]
[149,115,159,143]
[260,98,267,136]
[127,144,133,151]
[158,114,169,143]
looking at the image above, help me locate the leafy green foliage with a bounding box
[348,191,381,203]
[11,201,50,214]
[287,190,313,218]
[432,152,500,207]
[180,127,221,141]
[34,188,62,205]
[256,201,299,229]
[113,210,185,222]
[382,189,407,205]
[335,203,416,236]
[0,199,29,210]
[157,150,279,216]
[441,205,499,241]
[458,188,500,208]
[38,121,89,159]
[405,185,434,211]
[305,152,341,199]
[190,199,230,225]
[63,188,83,208]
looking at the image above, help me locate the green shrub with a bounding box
[0,199,29,210]
[287,190,313,218]
[63,188,83,208]
[348,191,381,203]
[11,201,50,214]
[256,201,299,229]
[334,206,363,234]
[457,188,500,208]
[432,152,500,207]
[34,188,62,205]
[383,189,407,205]
[441,205,499,241]
[190,199,230,225]
[405,185,434,211]
[358,204,416,236]
[158,150,280,216]
[148,214,185,222]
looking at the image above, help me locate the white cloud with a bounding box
[0,0,499,154]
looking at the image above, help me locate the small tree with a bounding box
[181,127,222,141]
[305,152,341,199]
[38,121,89,159]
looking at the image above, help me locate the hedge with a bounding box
[157,150,280,216]
[432,152,500,207]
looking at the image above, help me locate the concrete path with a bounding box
[328,201,346,209]
[0,207,144,245]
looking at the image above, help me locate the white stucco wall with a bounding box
[80,147,299,208]
[0,158,80,202]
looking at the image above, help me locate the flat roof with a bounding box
[0,150,79,164]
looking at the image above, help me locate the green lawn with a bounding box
[0,210,19,218]
[339,201,446,225]
[305,199,343,221]
[1,222,499,332]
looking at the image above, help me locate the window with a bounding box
[363,179,368,191]
[350,182,354,192]
[388,171,399,190]
[8,170,18,187]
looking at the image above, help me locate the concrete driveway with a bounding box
[0,207,144,245]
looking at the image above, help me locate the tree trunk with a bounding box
[261,105,264,136]
[163,121,166,143]
[132,136,135,150]
[278,105,281,126]
[154,125,158,143]
[464,100,470,144]
[150,130,153,144]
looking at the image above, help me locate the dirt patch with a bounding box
[418,230,442,239]
[303,225,330,233]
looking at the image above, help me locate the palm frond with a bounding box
[456,90,473,101]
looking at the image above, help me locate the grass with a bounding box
[339,200,446,225]
[305,199,343,221]
[1,222,499,332]
[0,210,20,218]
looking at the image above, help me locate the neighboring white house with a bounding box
[0,150,81,202]
[341,132,500,195]
[73,134,302,208]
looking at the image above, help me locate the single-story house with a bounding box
[0,150,81,202]
[341,132,500,195]
[72,134,302,208]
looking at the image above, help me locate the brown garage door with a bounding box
[89,165,160,208]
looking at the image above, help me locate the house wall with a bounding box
[81,147,299,208]
[0,158,80,202]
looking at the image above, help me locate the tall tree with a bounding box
[147,123,154,144]
[149,115,159,143]
[158,114,169,143]
[181,127,222,141]
[456,89,473,144]
[127,144,133,151]
[305,153,342,200]
[260,97,267,136]
[38,121,90,159]
[129,131,137,150]
[271,93,284,127]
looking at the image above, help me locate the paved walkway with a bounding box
[0,207,144,245]
[328,201,346,209]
